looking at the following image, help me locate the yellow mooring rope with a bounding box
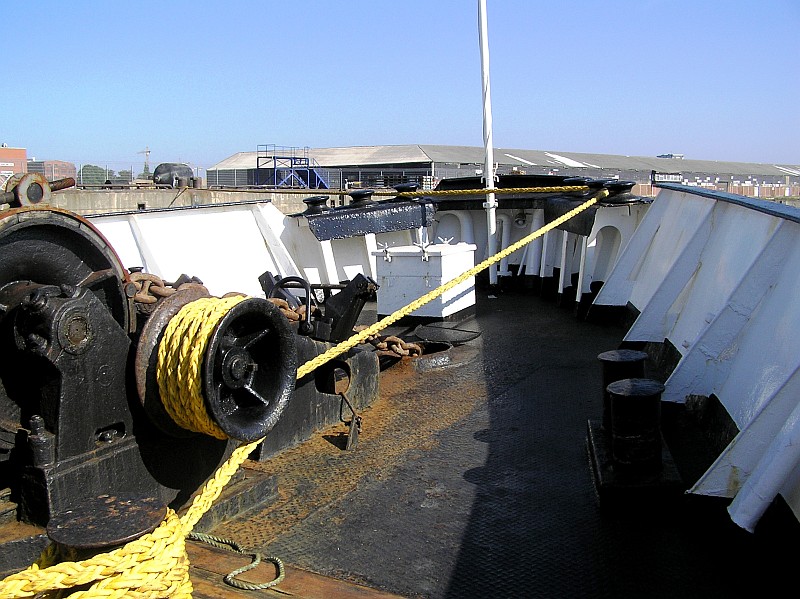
[157,295,246,440]
[377,185,590,197]
[0,191,603,598]
[204,185,589,197]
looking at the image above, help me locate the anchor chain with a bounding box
[266,297,321,322]
[265,299,423,358]
[130,271,205,307]
[130,272,176,305]
[353,325,422,358]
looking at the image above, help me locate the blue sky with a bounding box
[3,0,798,173]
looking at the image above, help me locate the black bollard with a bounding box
[607,378,664,474]
[597,349,648,432]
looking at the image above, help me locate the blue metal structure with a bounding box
[256,145,330,189]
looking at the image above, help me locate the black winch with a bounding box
[0,204,380,547]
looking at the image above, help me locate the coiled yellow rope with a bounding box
[0,191,603,598]
[156,295,246,440]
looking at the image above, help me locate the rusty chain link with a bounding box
[129,272,207,313]
[130,272,176,305]
[353,325,422,358]
[131,275,421,360]
[265,297,321,322]
[264,302,421,359]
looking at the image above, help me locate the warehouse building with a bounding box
[206,144,800,198]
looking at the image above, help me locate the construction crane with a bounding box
[137,147,151,177]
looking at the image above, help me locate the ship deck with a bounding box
[189,290,797,598]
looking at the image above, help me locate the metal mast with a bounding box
[478,0,498,286]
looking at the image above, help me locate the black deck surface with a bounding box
[212,291,796,598]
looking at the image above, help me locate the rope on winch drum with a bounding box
[157,295,247,439]
[0,189,605,599]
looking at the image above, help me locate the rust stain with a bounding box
[211,351,487,548]
[727,465,742,495]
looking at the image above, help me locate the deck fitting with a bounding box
[587,419,684,508]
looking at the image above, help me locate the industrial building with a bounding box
[206,144,800,198]
[0,145,27,187]
[0,145,77,188]
[4,143,798,200]
[26,160,77,181]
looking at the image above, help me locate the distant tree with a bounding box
[78,164,113,186]
[118,169,133,182]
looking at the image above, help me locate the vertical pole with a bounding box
[577,233,590,295]
[558,231,569,295]
[478,0,497,285]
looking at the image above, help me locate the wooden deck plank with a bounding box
[187,540,406,598]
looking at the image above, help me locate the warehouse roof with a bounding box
[208,145,800,178]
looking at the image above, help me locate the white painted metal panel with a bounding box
[92,219,147,273]
[594,190,714,309]
[375,230,415,250]
[663,220,794,407]
[691,366,800,503]
[669,222,800,523]
[277,218,412,288]
[711,227,800,425]
[667,202,779,352]
[626,201,780,348]
[557,231,571,294]
[539,230,556,278]
[329,238,375,283]
[281,217,338,285]
[630,193,715,310]
[251,204,302,279]
[91,203,298,298]
[582,203,648,292]
[520,210,545,276]
[433,212,472,246]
